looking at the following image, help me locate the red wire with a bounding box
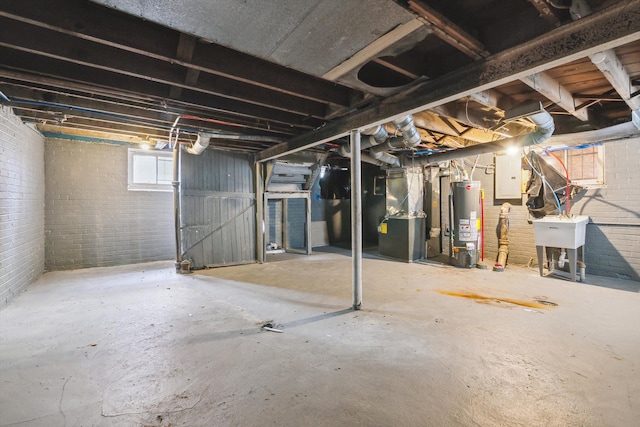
[545,149,571,214]
[480,189,484,262]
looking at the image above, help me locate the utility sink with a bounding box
[532,215,589,282]
[532,215,589,249]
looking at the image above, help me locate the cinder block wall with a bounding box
[477,153,537,267]
[45,139,174,270]
[569,139,639,280]
[475,139,639,280]
[0,106,45,307]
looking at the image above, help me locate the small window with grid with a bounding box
[544,144,605,187]
[128,148,173,191]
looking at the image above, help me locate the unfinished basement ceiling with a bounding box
[94,0,415,77]
[0,0,639,156]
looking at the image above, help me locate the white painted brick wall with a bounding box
[475,139,639,280]
[0,106,45,307]
[45,139,174,270]
[572,139,640,280]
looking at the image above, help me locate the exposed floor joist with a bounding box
[408,0,588,123]
[322,18,427,81]
[257,0,640,161]
[408,0,489,60]
[572,0,640,111]
[591,49,640,110]
[520,72,590,121]
[0,0,361,107]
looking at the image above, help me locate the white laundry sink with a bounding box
[532,215,589,249]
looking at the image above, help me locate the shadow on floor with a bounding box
[542,269,640,293]
[283,308,354,328]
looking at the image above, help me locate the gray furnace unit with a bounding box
[451,180,481,268]
[378,168,426,262]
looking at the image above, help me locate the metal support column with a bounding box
[350,129,362,310]
[254,161,265,263]
[305,193,312,255]
[172,138,182,270]
[282,199,288,251]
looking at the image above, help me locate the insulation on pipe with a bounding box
[186,133,211,155]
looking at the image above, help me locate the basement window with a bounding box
[128,148,173,191]
[543,144,605,187]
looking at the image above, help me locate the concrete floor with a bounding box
[1,248,639,426]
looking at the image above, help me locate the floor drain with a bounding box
[535,300,558,307]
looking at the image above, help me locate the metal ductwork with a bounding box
[361,153,393,167]
[392,115,422,147]
[186,133,211,155]
[410,104,554,166]
[336,116,419,166]
[339,125,389,153]
[369,150,401,166]
[361,124,389,150]
[338,142,400,166]
[368,114,422,155]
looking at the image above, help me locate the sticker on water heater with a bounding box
[470,211,476,220]
[459,222,471,240]
[459,218,477,241]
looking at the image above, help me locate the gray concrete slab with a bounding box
[1,251,639,426]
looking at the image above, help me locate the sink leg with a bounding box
[536,246,544,276]
[567,248,577,282]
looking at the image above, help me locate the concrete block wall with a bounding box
[475,138,639,280]
[0,106,45,307]
[476,154,538,267]
[570,139,640,280]
[45,139,174,270]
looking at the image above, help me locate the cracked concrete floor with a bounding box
[1,249,639,426]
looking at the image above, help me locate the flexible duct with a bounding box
[186,133,211,155]
[338,142,400,166]
[410,105,554,166]
[337,115,419,164]
[368,150,401,166]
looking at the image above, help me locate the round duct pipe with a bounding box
[186,133,210,155]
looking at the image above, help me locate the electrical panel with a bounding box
[495,154,522,199]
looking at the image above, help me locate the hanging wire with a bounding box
[522,152,563,214]
[470,155,480,180]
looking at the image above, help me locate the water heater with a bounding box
[451,181,480,268]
